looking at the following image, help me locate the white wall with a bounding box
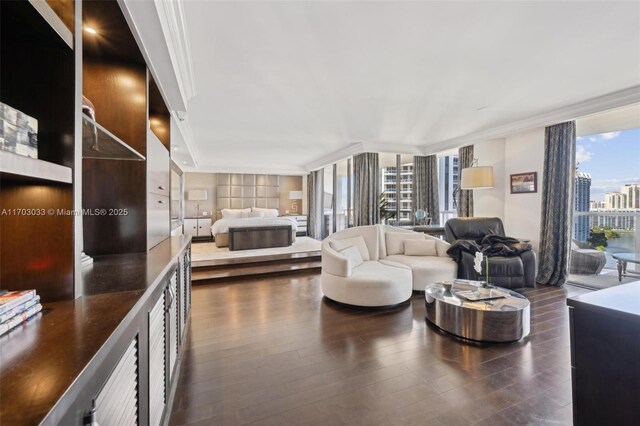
[503,128,545,250]
[474,138,506,219]
[472,128,545,250]
[184,173,217,217]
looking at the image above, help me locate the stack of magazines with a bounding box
[0,289,42,336]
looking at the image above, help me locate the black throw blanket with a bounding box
[446,234,533,263]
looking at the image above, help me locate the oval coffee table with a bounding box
[425,282,530,343]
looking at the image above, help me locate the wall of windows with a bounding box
[379,154,416,225]
[322,165,334,238]
[438,153,459,224]
[312,150,460,236]
[335,160,350,232]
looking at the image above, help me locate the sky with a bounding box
[576,128,640,202]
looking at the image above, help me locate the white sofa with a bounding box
[321,225,457,307]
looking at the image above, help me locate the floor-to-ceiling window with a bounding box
[379,153,399,225]
[322,165,334,238]
[398,154,414,225]
[335,160,349,232]
[573,128,640,276]
[438,152,459,224]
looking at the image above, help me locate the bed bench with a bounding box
[228,226,294,251]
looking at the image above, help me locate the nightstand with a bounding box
[284,215,307,236]
[184,217,212,240]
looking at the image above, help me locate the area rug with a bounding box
[567,271,637,290]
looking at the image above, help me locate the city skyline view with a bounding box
[576,128,640,202]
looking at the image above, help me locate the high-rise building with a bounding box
[604,192,627,209]
[438,155,459,218]
[381,162,414,223]
[621,183,640,208]
[573,172,591,241]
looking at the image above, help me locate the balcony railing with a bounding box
[573,211,639,271]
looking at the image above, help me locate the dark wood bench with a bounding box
[228,226,293,251]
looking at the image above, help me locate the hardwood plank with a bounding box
[170,275,587,425]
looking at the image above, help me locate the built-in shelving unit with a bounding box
[82,115,145,161]
[0,151,73,184]
[1,0,75,302]
[28,0,74,49]
[82,0,149,256]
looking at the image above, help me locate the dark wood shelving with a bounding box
[0,1,76,302]
[0,180,74,302]
[82,0,149,256]
[149,74,171,150]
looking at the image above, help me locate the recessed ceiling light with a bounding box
[476,106,488,111]
[84,26,98,35]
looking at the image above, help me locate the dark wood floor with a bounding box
[169,272,590,425]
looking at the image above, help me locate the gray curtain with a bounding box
[307,169,323,239]
[413,155,440,224]
[537,121,576,286]
[457,145,474,217]
[353,152,380,226]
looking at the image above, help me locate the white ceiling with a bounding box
[182,1,640,174]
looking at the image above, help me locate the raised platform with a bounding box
[191,237,322,282]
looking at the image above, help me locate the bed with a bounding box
[211,214,298,250]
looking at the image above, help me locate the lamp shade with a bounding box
[460,166,494,189]
[187,189,208,201]
[289,190,303,200]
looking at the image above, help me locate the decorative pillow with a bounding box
[221,208,251,219]
[329,236,370,261]
[245,211,264,218]
[252,207,279,218]
[339,245,364,268]
[404,239,437,256]
[385,232,425,256]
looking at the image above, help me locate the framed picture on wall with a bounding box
[510,172,537,194]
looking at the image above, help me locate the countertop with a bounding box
[567,281,640,320]
[0,235,191,425]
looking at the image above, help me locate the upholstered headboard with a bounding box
[216,173,280,218]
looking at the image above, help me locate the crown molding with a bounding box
[171,112,199,167]
[303,143,365,171]
[154,0,196,102]
[422,86,640,154]
[184,163,307,176]
[364,143,425,155]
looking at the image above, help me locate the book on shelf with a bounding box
[0,295,40,323]
[0,303,42,336]
[0,290,36,315]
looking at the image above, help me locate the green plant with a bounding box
[587,228,607,249]
[379,193,396,223]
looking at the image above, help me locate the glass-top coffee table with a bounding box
[612,253,640,282]
[424,281,530,343]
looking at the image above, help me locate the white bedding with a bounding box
[210,217,298,236]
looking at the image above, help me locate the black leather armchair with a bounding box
[444,217,536,288]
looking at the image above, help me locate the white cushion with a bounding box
[252,207,278,218]
[321,261,412,307]
[382,255,457,291]
[245,211,264,218]
[330,236,370,261]
[404,239,437,256]
[339,245,364,268]
[385,232,425,256]
[221,208,251,219]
